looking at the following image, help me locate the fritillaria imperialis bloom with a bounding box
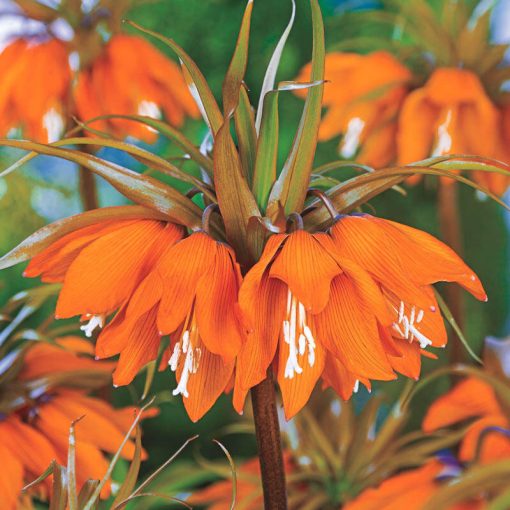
[0,4,198,142]
[344,458,485,510]
[295,51,411,168]
[74,34,200,141]
[0,338,149,509]
[397,68,510,194]
[24,218,244,422]
[235,214,486,419]
[0,39,70,142]
[423,377,510,463]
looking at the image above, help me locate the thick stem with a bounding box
[438,181,465,363]
[79,166,99,211]
[251,371,288,510]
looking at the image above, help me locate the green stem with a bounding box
[250,370,288,510]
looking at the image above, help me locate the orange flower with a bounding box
[234,214,486,419]
[0,39,70,142]
[423,377,510,464]
[294,51,411,167]
[74,35,200,141]
[97,232,244,421]
[24,221,244,422]
[397,67,510,194]
[0,338,149,509]
[343,459,485,510]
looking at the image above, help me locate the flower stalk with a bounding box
[438,181,465,363]
[251,370,288,510]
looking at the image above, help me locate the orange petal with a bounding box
[179,337,235,422]
[277,322,325,419]
[0,439,24,510]
[236,275,287,391]
[315,274,395,380]
[157,232,216,335]
[56,220,178,318]
[195,243,244,359]
[383,219,487,300]
[397,88,438,164]
[423,377,502,432]
[269,231,341,314]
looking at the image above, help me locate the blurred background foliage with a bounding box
[1,0,509,506]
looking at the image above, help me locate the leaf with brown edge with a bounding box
[74,115,213,174]
[304,162,510,231]
[1,137,214,199]
[0,140,204,229]
[213,1,261,265]
[126,21,223,135]
[0,205,167,270]
[267,0,324,217]
[222,0,253,118]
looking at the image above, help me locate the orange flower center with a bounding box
[392,301,432,349]
[282,290,316,379]
[169,313,202,398]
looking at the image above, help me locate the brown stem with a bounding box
[438,181,465,363]
[250,371,288,510]
[78,166,99,210]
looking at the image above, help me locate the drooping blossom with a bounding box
[0,338,152,509]
[343,458,486,510]
[0,39,70,142]
[74,35,200,141]
[294,51,411,167]
[397,67,510,194]
[96,231,244,421]
[423,377,510,463]
[234,214,486,419]
[24,219,244,422]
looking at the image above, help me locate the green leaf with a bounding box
[77,481,100,510]
[67,418,83,510]
[0,140,204,229]
[434,290,483,364]
[127,21,223,135]
[213,439,237,510]
[0,205,167,271]
[212,1,261,264]
[267,0,325,217]
[50,463,68,510]
[78,114,213,173]
[222,1,253,118]
[252,90,280,210]
[255,0,296,133]
[234,85,257,186]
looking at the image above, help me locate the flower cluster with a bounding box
[22,210,485,421]
[0,337,151,509]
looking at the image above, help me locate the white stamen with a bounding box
[432,109,453,156]
[392,302,433,349]
[80,314,105,338]
[170,328,201,398]
[43,108,64,143]
[283,290,317,379]
[340,117,365,158]
[353,380,360,393]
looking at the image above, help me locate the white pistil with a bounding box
[340,117,365,158]
[353,380,360,393]
[80,314,105,338]
[169,327,201,398]
[392,301,433,349]
[283,290,316,379]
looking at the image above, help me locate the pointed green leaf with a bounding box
[127,21,223,134]
[234,85,257,186]
[0,140,204,228]
[267,0,325,217]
